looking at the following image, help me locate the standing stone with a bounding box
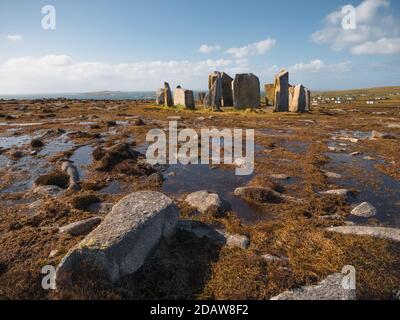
[232,73,260,109]
[174,87,195,109]
[55,191,179,286]
[264,83,274,106]
[164,82,173,107]
[273,69,289,112]
[208,71,233,106]
[289,84,307,113]
[198,92,206,102]
[155,88,164,105]
[305,88,311,111]
[209,74,223,111]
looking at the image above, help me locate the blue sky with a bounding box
[0,0,399,93]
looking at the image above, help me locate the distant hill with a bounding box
[83,91,125,96]
[313,86,400,98]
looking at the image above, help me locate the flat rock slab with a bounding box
[177,220,249,249]
[59,217,102,236]
[327,226,400,242]
[56,191,179,285]
[271,273,356,300]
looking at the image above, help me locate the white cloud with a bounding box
[0,55,250,94]
[6,35,23,42]
[226,38,276,58]
[290,59,352,74]
[311,0,400,55]
[198,44,222,53]
[351,37,400,54]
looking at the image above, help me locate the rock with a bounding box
[270,273,356,300]
[28,199,43,212]
[164,82,173,107]
[177,220,249,249]
[146,172,165,185]
[351,202,377,218]
[49,250,59,258]
[270,174,290,180]
[34,171,70,189]
[234,186,303,204]
[262,254,289,264]
[30,138,44,148]
[323,171,342,179]
[185,190,228,214]
[59,217,102,236]
[173,88,195,109]
[350,151,361,156]
[198,92,206,102]
[208,71,234,107]
[61,161,80,191]
[320,189,355,198]
[289,84,307,113]
[155,88,164,105]
[232,73,260,109]
[264,83,274,106]
[207,73,223,111]
[56,191,179,285]
[371,130,396,140]
[273,69,289,112]
[32,185,64,197]
[234,186,282,203]
[327,226,400,242]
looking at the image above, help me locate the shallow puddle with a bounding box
[161,163,263,222]
[69,145,93,179]
[325,152,400,227]
[0,135,32,149]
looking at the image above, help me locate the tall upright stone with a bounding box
[232,73,260,109]
[208,71,233,107]
[198,92,206,102]
[273,70,289,112]
[155,88,164,105]
[305,88,311,111]
[164,82,173,107]
[289,84,307,113]
[209,74,222,111]
[174,87,195,109]
[264,83,274,106]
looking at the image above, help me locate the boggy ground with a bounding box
[0,98,399,300]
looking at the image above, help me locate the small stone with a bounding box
[350,202,377,218]
[323,171,342,179]
[262,254,289,263]
[49,250,59,258]
[270,174,290,180]
[320,189,354,198]
[185,190,228,214]
[59,217,102,236]
[350,151,361,156]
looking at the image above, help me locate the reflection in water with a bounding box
[161,163,263,222]
[325,152,400,227]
